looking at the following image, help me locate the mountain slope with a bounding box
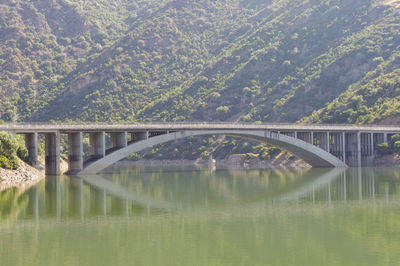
[15,0,399,126]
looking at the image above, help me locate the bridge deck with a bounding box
[1,123,400,133]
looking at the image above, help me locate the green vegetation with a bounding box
[394,141,400,153]
[377,142,391,156]
[0,133,19,170]
[1,0,400,160]
[0,132,30,170]
[376,134,400,156]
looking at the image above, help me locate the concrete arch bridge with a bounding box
[1,123,399,175]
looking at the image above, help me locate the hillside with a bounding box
[1,0,400,160]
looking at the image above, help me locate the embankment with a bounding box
[0,159,44,191]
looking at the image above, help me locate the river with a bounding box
[0,166,399,265]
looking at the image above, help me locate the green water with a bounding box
[0,166,400,266]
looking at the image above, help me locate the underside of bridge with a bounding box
[78,130,347,175]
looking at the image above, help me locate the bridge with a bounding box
[1,123,399,175]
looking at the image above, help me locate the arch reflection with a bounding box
[0,167,400,222]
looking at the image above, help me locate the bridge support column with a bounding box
[311,132,314,145]
[68,132,83,174]
[371,133,374,157]
[45,132,60,176]
[342,132,346,163]
[89,132,105,159]
[357,132,362,167]
[307,132,312,144]
[346,133,358,166]
[25,132,38,167]
[110,132,127,149]
[327,132,330,153]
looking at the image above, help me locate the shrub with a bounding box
[377,142,391,155]
[0,133,18,157]
[269,147,281,158]
[17,143,30,164]
[391,134,400,143]
[0,132,20,170]
[394,141,400,154]
[0,155,14,169]
[216,105,229,114]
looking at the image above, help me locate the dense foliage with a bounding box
[1,0,400,160]
[0,132,30,170]
[0,132,19,169]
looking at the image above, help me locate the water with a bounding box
[0,166,400,266]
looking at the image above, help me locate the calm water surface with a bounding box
[0,166,400,266]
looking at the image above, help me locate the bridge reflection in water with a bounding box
[2,167,399,266]
[3,167,397,222]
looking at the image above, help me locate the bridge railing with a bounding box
[1,121,400,132]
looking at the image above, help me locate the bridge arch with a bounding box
[78,130,347,175]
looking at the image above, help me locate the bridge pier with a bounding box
[110,132,127,149]
[89,132,105,159]
[45,132,60,176]
[68,132,83,174]
[25,132,38,168]
[327,132,330,153]
[357,132,362,167]
[371,133,375,157]
[345,133,358,166]
[342,132,346,163]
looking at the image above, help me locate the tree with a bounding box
[377,142,391,156]
[391,134,400,144]
[394,141,400,154]
[0,132,19,170]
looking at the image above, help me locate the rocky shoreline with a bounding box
[0,159,44,191]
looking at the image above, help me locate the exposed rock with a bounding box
[0,159,44,191]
